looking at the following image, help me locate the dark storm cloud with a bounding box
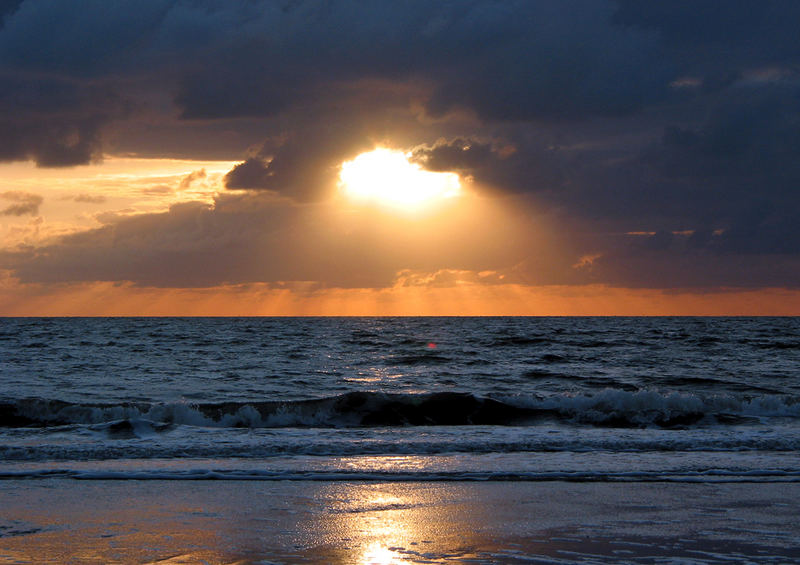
[1,0,799,289]
[169,0,661,123]
[224,158,271,190]
[555,78,800,265]
[411,136,565,195]
[0,0,161,166]
[223,123,377,200]
[590,1,800,265]
[613,1,800,71]
[0,0,23,29]
[412,138,497,173]
[1,1,795,145]
[0,0,659,167]
[0,75,125,166]
[423,1,662,121]
[0,1,172,75]
[564,232,800,289]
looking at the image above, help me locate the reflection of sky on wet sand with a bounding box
[0,480,497,563]
[1,480,798,563]
[308,483,492,563]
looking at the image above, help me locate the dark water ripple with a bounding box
[1,317,799,404]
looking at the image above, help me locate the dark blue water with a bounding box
[1,317,798,481]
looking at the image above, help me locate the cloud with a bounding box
[0,74,126,166]
[0,191,42,216]
[223,158,271,190]
[163,1,663,124]
[572,254,602,271]
[412,138,497,173]
[0,0,23,29]
[179,168,206,190]
[0,1,659,167]
[72,194,106,204]
[0,2,795,133]
[223,118,380,200]
[0,191,529,288]
[394,268,508,287]
[1,1,799,293]
[5,185,798,291]
[412,135,565,196]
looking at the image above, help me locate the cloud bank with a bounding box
[1,0,799,295]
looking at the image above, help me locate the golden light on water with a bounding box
[362,542,404,564]
[338,148,461,212]
[317,481,463,564]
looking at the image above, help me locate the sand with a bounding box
[1,480,798,563]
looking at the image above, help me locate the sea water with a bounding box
[1,317,799,482]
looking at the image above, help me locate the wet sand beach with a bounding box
[1,480,798,563]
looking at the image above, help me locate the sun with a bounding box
[338,148,461,212]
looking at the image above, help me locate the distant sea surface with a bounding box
[1,317,799,482]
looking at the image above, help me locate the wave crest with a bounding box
[1,390,797,429]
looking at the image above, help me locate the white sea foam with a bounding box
[2,467,799,483]
[510,389,800,425]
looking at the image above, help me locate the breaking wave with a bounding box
[1,390,798,429]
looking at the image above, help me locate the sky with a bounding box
[1,0,799,315]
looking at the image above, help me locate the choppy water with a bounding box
[1,317,798,481]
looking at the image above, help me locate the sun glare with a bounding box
[339,148,461,211]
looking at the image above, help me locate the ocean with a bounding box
[1,317,799,563]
